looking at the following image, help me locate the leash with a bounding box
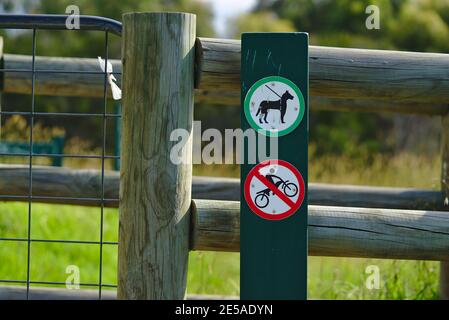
[264,84,282,98]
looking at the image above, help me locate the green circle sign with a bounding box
[244,76,305,137]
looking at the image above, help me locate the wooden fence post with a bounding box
[440,114,449,300]
[118,12,196,300]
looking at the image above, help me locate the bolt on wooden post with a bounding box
[118,12,196,300]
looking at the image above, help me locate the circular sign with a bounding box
[244,76,305,137]
[244,159,305,220]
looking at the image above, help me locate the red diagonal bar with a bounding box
[254,170,296,208]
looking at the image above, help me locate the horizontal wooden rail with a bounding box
[2,37,449,114]
[196,38,449,113]
[192,199,449,261]
[1,164,448,260]
[0,165,240,207]
[1,53,121,99]
[0,165,445,210]
[0,285,236,300]
[195,91,449,115]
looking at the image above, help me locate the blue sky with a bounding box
[201,0,257,36]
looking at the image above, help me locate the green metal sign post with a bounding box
[240,33,309,299]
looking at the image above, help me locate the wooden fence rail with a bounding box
[2,38,449,114]
[0,165,445,210]
[3,167,449,261]
[192,199,449,261]
[196,38,449,113]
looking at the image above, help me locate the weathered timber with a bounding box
[308,183,444,210]
[3,39,449,114]
[196,38,449,110]
[191,200,449,261]
[2,53,121,98]
[118,12,196,300]
[0,165,445,210]
[0,165,119,206]
[195,90,449,115]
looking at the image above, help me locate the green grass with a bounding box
[0,202,440,299]
[0,202,119,286]
[0,152,443,299]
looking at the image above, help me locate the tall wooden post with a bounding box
[118,12,196,300]
[440,114,449,300]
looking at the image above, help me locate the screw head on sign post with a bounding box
[244,76,305,137]
[244,159,305,220]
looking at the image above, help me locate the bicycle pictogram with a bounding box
[244,160,305,220]
[254,174,298,208]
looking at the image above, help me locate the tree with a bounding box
[233,0,449,157]
[0,0,215,150]
[229,11,295,38]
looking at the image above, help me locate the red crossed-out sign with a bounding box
[244,159,305,220]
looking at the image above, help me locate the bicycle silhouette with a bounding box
[254,174,298,209]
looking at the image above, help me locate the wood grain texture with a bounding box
[0,165,445,210]
[2,53,121,98]
[190,199,240,252]
[0,165,238,206]
[308,183,445,210]
[194,90,449,115]
[196,37,449,113]
[118,12,195,300]
[440,114,449,300]
[3,38,449,114]
[191,200,449,261]
[0,164,119,206]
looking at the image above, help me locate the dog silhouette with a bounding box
[255,90,294,124]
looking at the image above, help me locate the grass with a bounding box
[0,202,119,286]
[0,151,443,299]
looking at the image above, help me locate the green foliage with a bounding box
[311,111,389,157]
[390,1,449,52]
[234,0,449,156]
[229,11,295,38]
[2,0,214,56]
[0,0,215,152]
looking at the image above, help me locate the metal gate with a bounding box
[0,14,122,299]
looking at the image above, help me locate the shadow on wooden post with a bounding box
[118,12,196,300]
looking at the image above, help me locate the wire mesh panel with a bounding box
[0,14,122,299]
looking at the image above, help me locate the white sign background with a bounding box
[247,80,301,133]
[248,163,301,216]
